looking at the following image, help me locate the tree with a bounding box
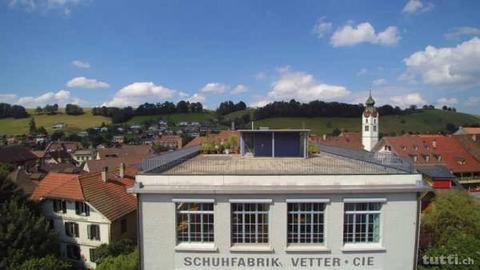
[445,123,457,134]
[13,255,71,270]
[419,191,480,269]
[65,104,84,115]
[96,250,138,270]
[93,239,136,265]
[28,118,37,134]
[34,107,43,114]
[10,105,28,118]
[176,100,189,113]
[0,175,63,269]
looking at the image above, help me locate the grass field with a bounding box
[0,109,111,135]
[253,110,480,135]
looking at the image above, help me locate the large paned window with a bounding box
[66,244,81,260]
[53,199,66,213]
[231,203,269,244]
[176,202,214,243]
[87,224,100,241]
[344,202,382,243]
[65,222,79,238]
[75,201,90,216]
[287,202,325,244]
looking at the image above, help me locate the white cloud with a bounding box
[402,0,433,14]
[436,97,459,107]
[445,27,480,40]
[249,99,271,108]
[10,90,83,107]
[103,82,177,107]
[0,94,19,103]
[72,60,90,69]
[199,82,227,93]
[390,93,426,108]
[465,97,480,107]
[402,37,480,87]
[66,76,110,89]
[178,91,190,99]
[312,17,332,38]
[8,0,87,14]
[267,67,350,102]
[373,78,387,86]
[357,68,368,76]
[330,22,400,47]
[255,72,267,81]
[231,84,248,95]
[188,93,206,103]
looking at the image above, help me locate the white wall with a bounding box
[41,199,111,268]
[139,192,419,270]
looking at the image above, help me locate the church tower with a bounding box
[362,91,379,151]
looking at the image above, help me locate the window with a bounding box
[373,126,377,132]
[66,244,81,260]
[75,201,90,216]
[344,202,382,244]
[365,118,369,124]
[364,126,369,132]
[89,248,96,262]
[88,224,100,241]
[373,119,376,124]
[65,222,79,238]
[176,202,214,243]
[121,219,127,233]
[231,203,269,244]
[287,203,325,244]
[53,199,66,213]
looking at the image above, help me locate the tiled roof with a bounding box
[85,156,143,173]
[31,168,137,221]
[98,145,153,159]
[45,141,83,153]
[457,127,480,135]
[0,145,37,163]
[455,135,480,161]
[310,132,363,151]
[381,135,480,173]
[31,173,82,201]
[184,130,240,148]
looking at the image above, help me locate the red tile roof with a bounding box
[184,130,240,148]
[310,132,363,151]
[98,145,153,159]
[458,127,480,135]
[0,145,37,163]
[31,169,137,221]
[381,135,480,173]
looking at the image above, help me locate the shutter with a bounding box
[75,223,79,237]
[75,202,80,215]
[62,200,67,213]
[87,225,91,240]
[86,204,90,216]
[97,225,100,241]
[65,223,70,236]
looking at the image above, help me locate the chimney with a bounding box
[231,121,235,131]
[322,134,327,141]
[101,166,108,182]
[119,163,125,178]
[432,139,437,148]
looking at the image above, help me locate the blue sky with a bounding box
[1,0,480,113]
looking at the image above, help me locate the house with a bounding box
[112,135,125,144]
[72,149,96,163]
[0,145,37,170]
[454,126,480,137]
[311,132,363,151]
[373,134,480,190]
[30,166,137,269]
[53,122,66,130]
[131,129,427,270]
[45,141,83,154]
[155,135,183,150]
[96,144,153,160]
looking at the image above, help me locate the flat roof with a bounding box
[145,153,409,175]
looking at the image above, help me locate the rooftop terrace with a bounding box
[141,144,414,175]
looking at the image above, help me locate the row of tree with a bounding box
[0,103,28,119]
[216,101,247,115]
[253,99,412,120]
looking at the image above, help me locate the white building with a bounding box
[72,149,96,163]
[31,168,137,269]
[362,92,379,152]
[132,129,427,270]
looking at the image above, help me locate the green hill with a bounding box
[0,109,111,135]
[251,109,480,135]
[0,108,477,136]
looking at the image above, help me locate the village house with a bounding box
[155,135,183,150]
[30,165,137,269]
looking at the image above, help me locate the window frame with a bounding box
[53,199,67,213]
[230,200,271,246]
[65,222,79,238]
[343,198,385,245]
[174,199,215,244]
[66,244,81,260]
[286,201,327,245]
[75,201,90,216]
[88,224,101,241]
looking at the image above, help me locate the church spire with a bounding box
[366,89,375,107]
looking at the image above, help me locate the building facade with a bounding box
[31,170,137,269]
[132,130,426,270]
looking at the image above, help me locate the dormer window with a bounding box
[410,155,418,162]
[401,145,407,151]
[456,158,466,165]
[384,145,392,151]
[424,155,430,162]
[413,145,418,151]
[434,154,442,161]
